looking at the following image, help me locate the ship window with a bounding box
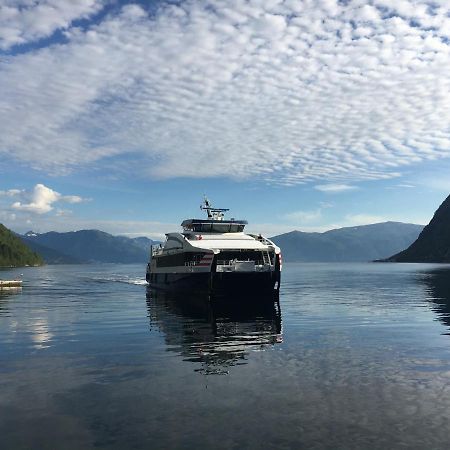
[155,252,207,267]
[269,251,275,265]
[165,237,183,249]
[185,253,207,264]
[190,223,245,233]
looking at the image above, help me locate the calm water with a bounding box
[2,263,450,449]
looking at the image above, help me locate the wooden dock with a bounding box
[0,280,23,288]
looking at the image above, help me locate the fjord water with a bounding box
[1,263,450,449]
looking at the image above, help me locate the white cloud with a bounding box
[0,188,22,196]
[343,214,387,226]
[419,177,450,192]
[61,195,84,204]
[0,210,17,222]
[55,209,73,217]
[0,0,105,50]
[10,183,87,214]
[1,1,450,184]
[315,184,357,193]
[284,209,322,223]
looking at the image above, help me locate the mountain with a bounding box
[387,194,450,262]
[0,224,44,267]
[22,230,159,264]
[129,236,155,253]
[114,235,155,254]
[270,222,424,262]
[20,235,84,264]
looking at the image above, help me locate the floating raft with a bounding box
[0,280,22,288]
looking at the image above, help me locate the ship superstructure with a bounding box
[146,198,281,293]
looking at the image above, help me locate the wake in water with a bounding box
[87,275,148,286]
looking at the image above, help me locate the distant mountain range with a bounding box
[0,224,43,267]
[20,230,159,264]
[4,220,429,265]
[387,194,450,262]
[270,222,424,262]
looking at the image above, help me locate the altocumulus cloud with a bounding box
[315,183,358,193]
[0,0,450,184]
[0,0,105,50]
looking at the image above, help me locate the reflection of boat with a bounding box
[0,280,22,288]
[146,289,282,374]
[146,198,281,294]
[421,267,450,331]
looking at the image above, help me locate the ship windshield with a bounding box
[182,220,246,233]
[192,223,245,233]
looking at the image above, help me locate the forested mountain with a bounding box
[271,222,423,262]
[388,194,450,262]
[0,224,43,267]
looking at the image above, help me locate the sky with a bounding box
[1,0,450,240]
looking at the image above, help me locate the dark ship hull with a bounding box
[146,269,280,295]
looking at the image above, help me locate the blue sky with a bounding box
[1,0,450,239]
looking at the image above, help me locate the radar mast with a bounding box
[200,197,229,221]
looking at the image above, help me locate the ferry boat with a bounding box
[146,198,281,294]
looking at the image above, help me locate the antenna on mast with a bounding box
[200,196,229,221]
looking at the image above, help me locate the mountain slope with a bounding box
[387,194,450,262]
[0,224,44,267]
[23,230,158,263]
[19,235,84,264]
[271,222,423,262]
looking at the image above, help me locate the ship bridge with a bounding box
[182,197,248,233]
[181,219,248,233]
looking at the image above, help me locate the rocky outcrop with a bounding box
[388,194,450,262]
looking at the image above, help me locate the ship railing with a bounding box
[216,259,265,266]
[151,245,184,257]
[248,234,275,246]
[151,246,164,257]
[216,260,272,272]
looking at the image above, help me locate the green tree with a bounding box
[0,224,44,267]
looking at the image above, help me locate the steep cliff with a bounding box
[388,194,450,262]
